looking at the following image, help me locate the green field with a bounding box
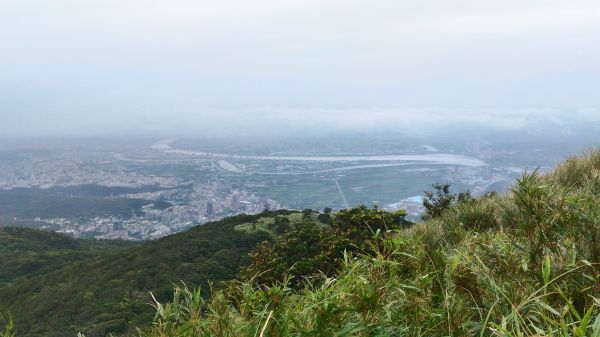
[227,163,472,210]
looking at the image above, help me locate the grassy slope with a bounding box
[143,150,600,337]
[0,210,305,337]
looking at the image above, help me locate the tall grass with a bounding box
[0,313,14,337]
[142,250,599,336]
[552,149,600,190]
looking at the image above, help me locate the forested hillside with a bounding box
[0,210,314,336]
[0,227,135,287]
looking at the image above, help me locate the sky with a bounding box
[1,0,600,138]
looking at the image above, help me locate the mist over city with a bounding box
[3,0,600,138]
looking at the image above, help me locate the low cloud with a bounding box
[1,0,600,138]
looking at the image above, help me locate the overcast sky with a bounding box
[1,0,600,138]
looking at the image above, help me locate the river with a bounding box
[151,139,486,167]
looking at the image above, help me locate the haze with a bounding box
[1,0,600,138]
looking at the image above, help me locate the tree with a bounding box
[239,206,407,287]
[301,208,314,219]
[272,216,291,235]
[238,219,326,286]
[317,208,333,224]
[423,183,471,219]
[330,206,406,244]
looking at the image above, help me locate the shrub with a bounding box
[423,183,472,219]
[239,206,407,287]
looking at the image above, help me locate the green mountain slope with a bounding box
[0,227,135,287]
[0,210,306,337]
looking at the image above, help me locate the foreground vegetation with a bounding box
[142,150,600,336]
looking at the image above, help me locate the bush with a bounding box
[423,183,472,219]
[239,206,407,287]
